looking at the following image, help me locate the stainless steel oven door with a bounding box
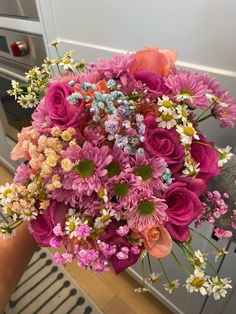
[0,0,39,20]
[0,66,33,142]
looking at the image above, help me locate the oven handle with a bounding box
[0,67,27,82]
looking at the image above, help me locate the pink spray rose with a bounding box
[129,47,176,77]
[30,201,68,246]
[144,113,185,173]
[191,134,220,182]
[165,182,203,242]
[132,224,172,258]
[45,82,84,129]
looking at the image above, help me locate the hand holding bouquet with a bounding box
[1,42,235,299]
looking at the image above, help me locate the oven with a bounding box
[0,28,46,171]
[0,0,39,20]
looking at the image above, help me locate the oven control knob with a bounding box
[10,41,28,57]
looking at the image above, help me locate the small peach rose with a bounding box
[129,47,176,77]
[132,224,172,258]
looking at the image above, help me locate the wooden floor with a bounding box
[0,164,172,314]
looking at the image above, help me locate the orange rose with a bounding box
[129,47,176,77]
[132,224,172,258]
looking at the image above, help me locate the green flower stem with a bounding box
[171,251,191,275]
[175,242,195,269]
[195,102,215,123]
[189,227,221,252]
[196,113,213,123]
[147,253,153,274]
[158,259,171,284]
[141,258,145,287]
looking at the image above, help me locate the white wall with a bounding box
[39,0,236,149]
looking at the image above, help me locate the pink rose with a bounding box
[144,114,185,173]
[129,47,176,77]
[45,82,84,129]
[165,182,203,242]
[132,225,172,258]
[191,134,220,181]
[30,201,67,246]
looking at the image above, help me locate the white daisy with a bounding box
[65,215,81,238]
[94,208,115,229]
[184,269,209,295]
[0,223,16,240]
[176,123,199,145]
[134,287,151,293]
[158,96,175,114]
[207,276,232,300]
[20,208,38,221]
[156,112,178,129]
[175,104,189,123]
[217,146,233,167]
[215,249,228,262]
[148,272,162,284]
[191,250,207,269]
[164,280,180,294]
[0,183,12,206]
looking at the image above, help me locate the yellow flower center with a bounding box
[69,221,75,231]
[6,207,13,216]
[162,114,173,122]
[183,126,195,137]
[64,58,71,64]
[98,189,105,198]
[182,110,188,118]
[3,189,11,198]
[162,100,173,108]
[191,277,205,288]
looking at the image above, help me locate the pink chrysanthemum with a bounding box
[165,70,209,108]
[13,163,31,184]
[63,142,112,198]
[213,91,236,128]
[125,189,168,232]
[83,127,105,147]
[131,153,165,191]
[32,98,52,131]
[95,53,134,85]
[105,146,131,179]
[198,73,222,95]
[106,172,141,209]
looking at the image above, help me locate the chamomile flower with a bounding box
[207,276,232,300]
[158,96,175,114]
[65,215,81,238]
[0,223,16,240]
[175,104,189,123]
[182,162,200,178]
[94,208,115,229]
[176,123,199,145]
[148,272,162,284]
[134,287,151,293]
[156,112,178,129]
[164,280,180,294]
[0,183,12,206]
[215,249,228,262]
[20,208,38,221]
[97,188,108,203]
[184,269,209,295]
[217,146,233,167]
[191,250,207,269]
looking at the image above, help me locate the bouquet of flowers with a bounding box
[1,42,236,299]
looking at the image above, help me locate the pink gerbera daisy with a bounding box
[165,70,209,108]
[63,142,112,199]
[125,189,168,232]
[131,153,165,191]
